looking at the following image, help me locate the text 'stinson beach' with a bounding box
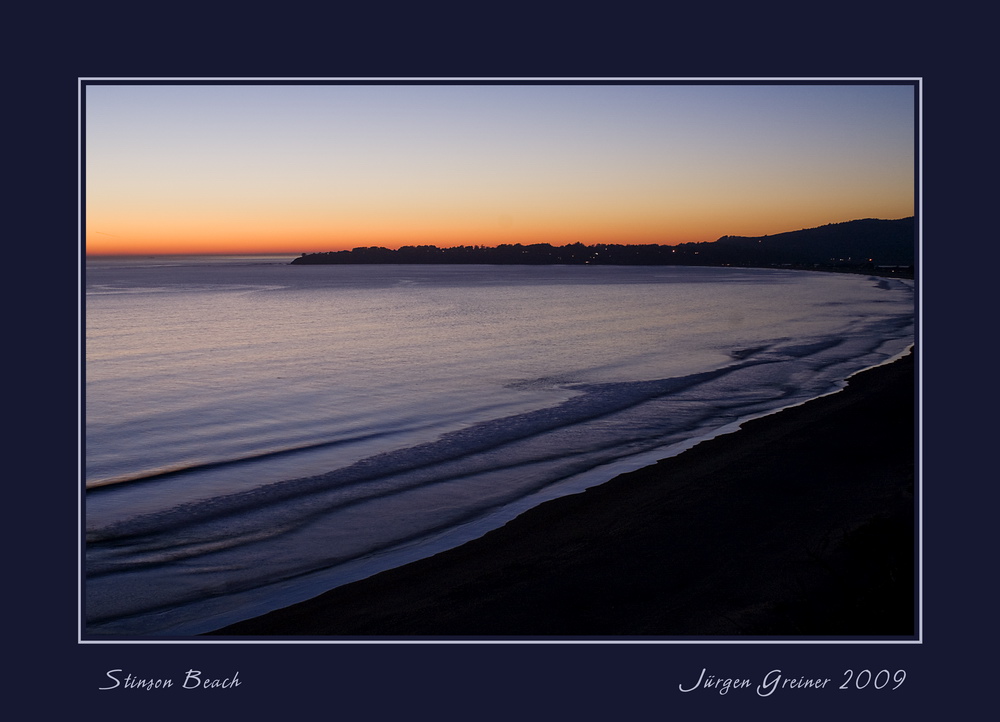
[82,82,918,639]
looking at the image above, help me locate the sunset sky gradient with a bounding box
[84,82,916,256]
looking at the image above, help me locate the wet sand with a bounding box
[211,352,916,639]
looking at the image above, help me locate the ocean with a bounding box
[83,256,915,636]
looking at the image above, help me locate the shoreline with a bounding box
[210,351,916,639]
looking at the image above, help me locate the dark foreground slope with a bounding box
[212,352,916,639]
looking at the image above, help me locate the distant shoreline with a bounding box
[292,258,914,280]
[289,217,915,277]
[211,351,916,639]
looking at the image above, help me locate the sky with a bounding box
[84,81,916,255]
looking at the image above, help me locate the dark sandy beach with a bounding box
[211,351,916,639]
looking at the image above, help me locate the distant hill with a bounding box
[291,217,914,272]
[704,217,914,267]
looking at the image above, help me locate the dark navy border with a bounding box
[16,11,988,717]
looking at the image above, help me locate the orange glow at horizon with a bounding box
[86,200,915,256]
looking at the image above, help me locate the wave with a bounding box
[84,298,915,634]
[87,362,744,536]
[86,328,899,573]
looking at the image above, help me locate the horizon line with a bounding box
[83,216,915,257]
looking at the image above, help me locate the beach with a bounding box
[210,350,916,639]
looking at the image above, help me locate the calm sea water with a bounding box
[83,256,915,636]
